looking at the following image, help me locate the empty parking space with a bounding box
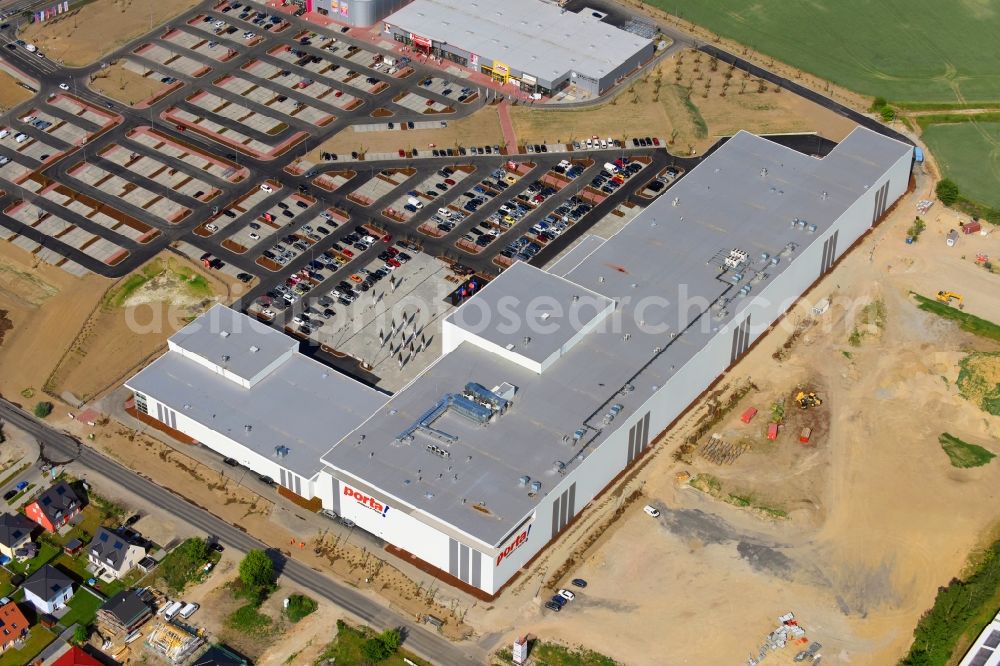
[162,27,240,63]
[346,167,415,206]
[126,126,249,183]
[214,74,335,125]
[416,75,478,104]
[244,59,361,111]
[198,180,280,236]
[224,191,319,255]
[99,144,221,203]
[133,43,212,78]
[392,90,451,114]
[66,161,191,223]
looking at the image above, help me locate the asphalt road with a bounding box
[0,397,481,665]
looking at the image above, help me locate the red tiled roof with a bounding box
[0,601,28,649]
[50,645,103,666]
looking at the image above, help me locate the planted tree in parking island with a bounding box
[937,179,960,206]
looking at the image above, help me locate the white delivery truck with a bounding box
[179,602,200,619]
[163,601,184,621]
[24,44,36,53]
[603,161,619,174]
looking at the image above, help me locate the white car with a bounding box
[14,133,27,143]
[204,222,218,232]
[248,232,260,240]
[243,32,255,40]
[58,83,69,91]
[259,183,273,193]
[643,505,661,518]
[261,308,275,318]
[557,589,575,601]
[292,316,304,326]
[20,115,35,123]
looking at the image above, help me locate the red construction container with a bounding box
[799,427,812,443]
[740,407,758,423]
[964,220,982,234]
[767,423,779,440]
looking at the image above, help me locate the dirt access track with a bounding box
[18,0,201,67]
[470,166,1000,664]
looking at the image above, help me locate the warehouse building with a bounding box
[381,0,655,96]
[126,127,911,596]
[299,0,410,27]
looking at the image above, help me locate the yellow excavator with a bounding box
[795,391,823,409]
[936,291,965,309]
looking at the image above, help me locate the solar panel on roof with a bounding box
[99,532,109,542]
[970,647,995,666]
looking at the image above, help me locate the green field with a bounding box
[939,433,996,468]
[921,121,1000,208]
[646,0,1000,104]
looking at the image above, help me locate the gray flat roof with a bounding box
[546,234,607,278]
[127,344,389,479]
[323,128,911,546]
[444,261,615,366]
[169,304,297,384]
[383,0,652,81]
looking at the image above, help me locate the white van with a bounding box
[15,133,28,144]
[0,129,8,139]
[24,44,36,53]
[163,601,184,621]
[406,196,423,209]
[179,602,199,619]
[603,162,618,174]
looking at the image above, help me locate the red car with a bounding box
[342,248,354,257]
[386,258,401,268]
[444,178,455,185]
[386,247,399,257]
[335,90,343,97]
[398,149,405,157]
[382,233,392,243]
[652,137,660,146]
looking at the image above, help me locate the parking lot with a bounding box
[0,0,698,377]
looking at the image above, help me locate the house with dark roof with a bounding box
[191,644,250,666]
[88,527,146,580]
[96,590,153,637]
[23,565,74,614]
[0,601,29,652]
[24,482,82,533]
[0,513,36,560]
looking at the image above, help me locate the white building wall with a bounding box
[441,319,542,373]
[137,394,309,497]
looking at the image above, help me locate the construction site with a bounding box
[474,156,1000,665]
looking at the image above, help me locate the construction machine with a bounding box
[936,291,965,309]
[795,391,822,409]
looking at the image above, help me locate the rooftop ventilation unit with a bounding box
[220,331,230,338]
[426,443,451,459]
[770,256,781,266]
[273,445,290,458]
[553,461,566,473]
[249,345,259,353]
[518,475,531,487]
[464,382,511,414]
[572,428,586,443]
[530,481,542,494]
[739,284,753,297]
[724,249,749,270]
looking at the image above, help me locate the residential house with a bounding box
[41,642,103,666]
[191,644,251,666]
[0,513,36,560]
[88,527,146,580]
[24,482,82,533]
[0,601,29,652]
[23,565,74,614]
[96,590,153,637]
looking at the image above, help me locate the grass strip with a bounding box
[912,293,1000,342]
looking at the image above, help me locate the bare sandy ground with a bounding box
[18,0,200,67]
[512,49,857,154]
[0,69,33,112]
[470,168,1000,664]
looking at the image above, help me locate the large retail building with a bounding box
[126,127,912,596]
[301,0,410,27]
[381,0,655,96]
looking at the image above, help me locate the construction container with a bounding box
[767,423,779,440]
[964,220,982,234]
[799,427,812,443]
[740,407,758,423]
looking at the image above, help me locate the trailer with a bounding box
[963,220,982,235]
[740,407,758,424]
[767,423,779,440]
[799,427,811,443]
